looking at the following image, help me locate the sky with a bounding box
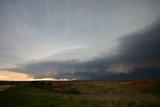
[0,0,160,80]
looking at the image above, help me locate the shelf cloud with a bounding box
[0,0,160,80]
[5,18,160,79]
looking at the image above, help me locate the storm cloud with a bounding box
[105,18,160,73]
[5,18,160,80]
[0,0,160,80]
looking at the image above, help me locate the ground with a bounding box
[0,80,160,107]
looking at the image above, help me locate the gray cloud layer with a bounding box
[5,18,160,79]
[0,0,160,69]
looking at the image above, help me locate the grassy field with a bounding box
[0,80,160,107]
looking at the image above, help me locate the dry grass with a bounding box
[0,80,160,107]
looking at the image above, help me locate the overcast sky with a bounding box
[0,0,160,80]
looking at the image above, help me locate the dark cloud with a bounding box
[4,18,160,80]
[107,18,160,72]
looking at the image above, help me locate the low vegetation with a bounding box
[0,80,160,107]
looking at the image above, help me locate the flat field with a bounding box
[0,80,160,107]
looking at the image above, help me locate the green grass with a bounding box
[0,80,160,107]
